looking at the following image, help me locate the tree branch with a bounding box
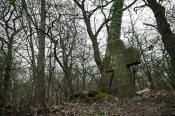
[123,0,138,11]
[95,18,111,38]
[143,23,158,30]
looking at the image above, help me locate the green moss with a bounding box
[94,93,108,100]
[65,91,109,103]
[109,0,124,39]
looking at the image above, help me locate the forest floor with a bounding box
[27,89,175,116]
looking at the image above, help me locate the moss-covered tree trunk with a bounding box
[104,0,135,98]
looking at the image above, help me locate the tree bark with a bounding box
[3,38,13,103]
[33,0,46,107]
[146,0,175,76]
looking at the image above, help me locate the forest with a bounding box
[0,0,175,115]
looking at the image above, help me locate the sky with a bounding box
[172,0,175,5]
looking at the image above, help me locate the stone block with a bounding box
[124,47,141,67]
[98,71,115,94]
[103,56,113,71]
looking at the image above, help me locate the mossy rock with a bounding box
[65,91,109,103]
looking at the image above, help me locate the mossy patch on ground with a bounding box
[65,91,109,103]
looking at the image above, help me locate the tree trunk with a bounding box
[146,0,175,78]
[82,58,86,91]
[33,0,46,107]
[3,38,13,103]
[0,54,4,96]
[27,20,37,91]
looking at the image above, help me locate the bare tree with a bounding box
[143,0,175,77]
[0,2,22,104]
[32,0,47,106]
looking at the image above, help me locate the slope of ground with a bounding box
[26,90,175,116]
